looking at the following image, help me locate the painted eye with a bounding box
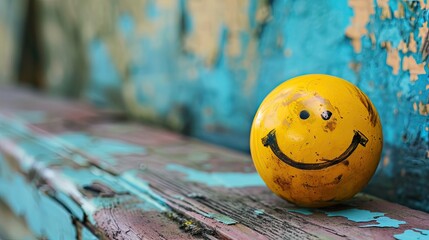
[299,110,310,120]
[321,110,332,120]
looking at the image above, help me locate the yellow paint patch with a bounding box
[385,43,400,75]
[346,0,375,53]
[377,0,391,19]
[402,56,426,81]
[184,0,269,65]
[420,0,429,10]
[394,3,405,18]
[383,155,390,167]
[398,40,408,53]
[418,101,429,116]
[408,33,417,53]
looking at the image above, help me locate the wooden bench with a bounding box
[0,87,428,239]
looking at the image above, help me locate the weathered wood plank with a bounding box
[0,88,429,239]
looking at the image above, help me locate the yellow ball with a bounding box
[250,74,383,207]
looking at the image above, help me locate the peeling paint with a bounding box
[204,213,238,225]
[394,228,429,240]
[386,43,400,75]
[0,155,77,239]
[254,209,265,215]
[402,56,426,82]
[324,209,384,222]
[361,216,406,228]
[324,209,406,228]
[288,208,313,216]
[346,0,375,52]
[165,164,265,188]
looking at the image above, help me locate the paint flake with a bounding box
[204,213,238,225]
[346,0,375,53]
[386,46,400,75]
[361,216,406,228]
[394,228,429,240]
[254,209,265,215]
[325,209,384,222]
[288,208,313,216]
[418,101,429,116]
[402,56,426,81]
[324,208,407,228]
[377,0,391,19]
[165,164,265,188]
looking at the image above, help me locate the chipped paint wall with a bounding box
[0,0,26,84]
[5,0,429,211]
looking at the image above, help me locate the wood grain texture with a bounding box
[0,88,428,239]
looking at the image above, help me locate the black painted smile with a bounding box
[262,130,368,170]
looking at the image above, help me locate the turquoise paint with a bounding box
[394,228,429,240]
[324,208,406,228]
[165,164,265,188]
[118,14,135,38]
[360,1,429,212]
[145,0,161,20]
[58,132,146,165]
[61,167,127,193]
[324,209,385,222]
[0,115,146,170]
[288,208,313,216]
[55,191,85,221]
[254,209,265,215]
[204,213,238,225]
[90,194,161,212]
[361,216,406,228]
[120,170,168,212]
[82,225,98,240]
[13,111,47,124]
[86,39,123,108]
[0,155,77,239]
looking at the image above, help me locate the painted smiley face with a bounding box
[250,74,383,207]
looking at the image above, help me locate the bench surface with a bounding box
[0,87,428,240]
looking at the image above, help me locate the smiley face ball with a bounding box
[250,74,383,207]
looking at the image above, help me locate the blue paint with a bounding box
[394,228,429,240]
[55,191,85,221]
[120,170,168,212]
[288,208,313,216]
[324,209,385,222]
[324,208,406,228]
[61,167,127,193]
[361,216,406,228]
[86,39,122,108]
[204,213,238,225]
[254,209,265,215]
[57,132,146,165]
[13,111,47,124]
[118,13,135,38]
[82,226,98,240]
[165,164,265,188]
[0,155,76,239]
